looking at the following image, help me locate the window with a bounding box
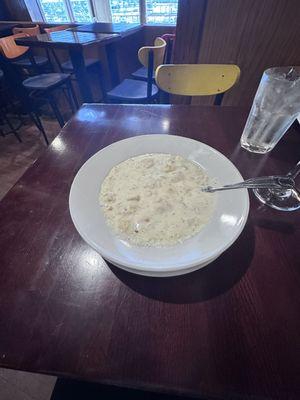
[146,0,178,25]
[69,0,93,22]
[27,0,178,25]
[110,0,140,24]
[38,0,70,23]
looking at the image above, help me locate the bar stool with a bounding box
[0,34,78,129]
[12,25,50,72]
[0,68,22,142]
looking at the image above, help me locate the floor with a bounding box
[0,115,59,201]
[0,115,60,399]
[0,369,56,400]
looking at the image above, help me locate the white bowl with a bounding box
[69,135,249,277]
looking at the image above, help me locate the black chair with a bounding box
[103,37,166,104]
[12,27,51,73]
[0,69,21,142]
[0,67,48,143]
[0,34,78,130]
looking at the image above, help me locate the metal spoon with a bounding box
[286,160,300,179]
[202,175,295,193]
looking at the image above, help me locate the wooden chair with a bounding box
[13,25,41,36]
[44,25,101,75]
[44,25,69,34]
[105,37,166,103]
[0,34,78,131]
[131,37,167,81]
[155,64,241,105]
[10,26,50,71]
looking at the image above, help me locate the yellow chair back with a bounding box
[155,64,240,96]
[138,37,167,69]
[13,25,40,36]
[0,33,29,59]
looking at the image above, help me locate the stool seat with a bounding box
[107,79,159,102]
[23,73,70,90]
[61,58,100,72]
[13,55,49,68]
[132,66,155,81]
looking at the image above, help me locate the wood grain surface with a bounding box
[174,0,300,108]
[0,104,299,400]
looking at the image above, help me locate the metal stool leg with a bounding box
[0,110,22,142]
[67,81,79,110]
[48,94,64,128]
[30,112,49,145]
[62,87,75,114]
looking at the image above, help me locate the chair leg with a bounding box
[30,112,49,145]
[48,94,64,128]
[67,81,79,110]
[214,92,224,106]
[0,110,22,142]
[62,87,75,114]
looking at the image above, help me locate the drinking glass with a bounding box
[240,67,300,153]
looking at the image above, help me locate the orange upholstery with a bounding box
[0,33,29,59]
[13,25,40,36]
[44,25,69,34]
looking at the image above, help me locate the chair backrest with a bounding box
[0,33,29,60]
[161,33,175,64]
[13,25,40,36]
[155,64,240,97]
[138,37,167,69]
[44,25,68,34]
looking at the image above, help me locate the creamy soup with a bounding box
[99,153,215,247]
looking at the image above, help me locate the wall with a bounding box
[144,25,176,45]
[2,0,30,21]
[0,2,9,20]
[174,0,300,108]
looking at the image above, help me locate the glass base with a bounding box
[253,188,300,211]
[240,139,272,154]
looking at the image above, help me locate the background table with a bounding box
[0,105,299,400]
[16,32,120,102]
[70,22,142,36]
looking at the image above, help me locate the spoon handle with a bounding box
[287,161,300,179]
[202,176,295,193]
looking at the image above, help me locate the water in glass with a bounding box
[241,67,300,153]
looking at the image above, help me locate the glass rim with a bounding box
[264,66,300,81]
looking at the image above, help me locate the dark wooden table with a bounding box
[16,31,120,103]
[0,105,299,400]
[70,22,142,36]
[68,22,143,88]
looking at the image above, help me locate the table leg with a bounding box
[106,43,120,87]
[69,47,94,103]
